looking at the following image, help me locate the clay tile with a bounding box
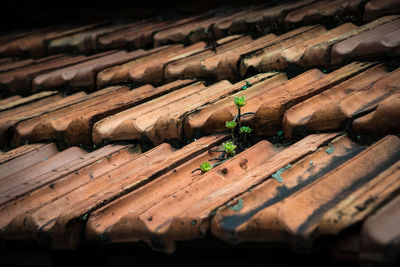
[364,0,400,21]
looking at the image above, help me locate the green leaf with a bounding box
[240,126,252,133]
[234,96,246,108]
[200,161,213,172]
[225,120,237,129]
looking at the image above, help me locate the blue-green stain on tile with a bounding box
[325,143,335,154]
[228,199,244,212]
[271,164,292,183]
[309,161,313,165]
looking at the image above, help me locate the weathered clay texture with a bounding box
[282,64,389,138]
[0,143,47,164]
[330,18,400,65]
[364,0,400,21]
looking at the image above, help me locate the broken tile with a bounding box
[0,145,136,232]
[364,0,400,21]
[352,93,400,135]
[330,18,400,65]
[283,64,389,138]
[31,50,149,91]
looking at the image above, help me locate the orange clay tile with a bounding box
[364,0,400,21]
[214,135,400,251]
[0,143,58,179]
[285,66,400,137]
[98,16,205,50]
[196,26,327,81]
[301,15,399,68]
[360,194,400,264]
[239,25,326,76]
[284,0,362,25]
[149,73,288,144]
[88,133,338,253]
[0,144,133,232]
[250,62,375,136]
[31,50,150,91]
[0,58,34,73]
[319,159,400,236]
[0,23,106,58]
[0,90,58,112]
[2,135,225,249]
[282,64,389,138]
[211,134,364,243]
[352,93,400,135]
[0,146,87,205]
[0,143,45,164]
[330,18,400,65]
[47,22,140,54]
[96,43,206,88]
[0,95,22,106]
[184,72,288,138]
[213,0,316,36]
[164,36,253,81]
[92,81,207,145]
[13,86,129,145]
[93,72,277,145]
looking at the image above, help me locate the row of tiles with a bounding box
[1,0,398,59]
[0,14,399,97]
[1,61,399,149]
[0,132,399,264]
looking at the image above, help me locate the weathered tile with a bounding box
[184,72,288,138]
[0,95,22,106]
[0,143,58,179]
[14,80,194,145]
[211,135,365,243]
[239,25,327,76]
[0,91,88,146]
[31,50,149,91]
[352,93,400,134]
[96,43,206,87]
[283,64,388,138]
[0,146,88,205]
[0,90,58,112]
[0,58,34,73]
[164,36,253,81]
[250,62,375,136]
[0,145,137,232]
[48,22,139,54]
[2,135,225,249]
[284,0,363,25]
[212,135,400,251]
[88,133,337,253]
[330,18,400,65]
[319,159,400,236]
[364,0,400,21]
[360,194,400,264]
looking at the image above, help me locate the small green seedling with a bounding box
[240,126,252,134]
[223,141,237,156]
[234,96,246,108]
[241,81,251,90]
[225,120,237,129]
[192,161,213,174]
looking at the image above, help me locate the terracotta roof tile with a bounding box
[212,135,400,251]
[0,144,136,232]
[2,135,225,249]
[0,95,21,106]
[284,0,363,25]
[364,0,400,21]
[331,18,400,65]
[282,64,389,138]
[0,143,46,164]
[14,80,194,145]
[0,58,35,73]
[352,93,400,134]
[96,43,206,87]
[360,194,400,263]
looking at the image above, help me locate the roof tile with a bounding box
[364,0,400,21]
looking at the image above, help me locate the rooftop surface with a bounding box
[0,0,399,266]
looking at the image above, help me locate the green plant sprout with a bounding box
[192,161,213,174]
[241,81,251,90]
[226,120,237,140]
[239,126,252,134]
[223,141,237,156]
